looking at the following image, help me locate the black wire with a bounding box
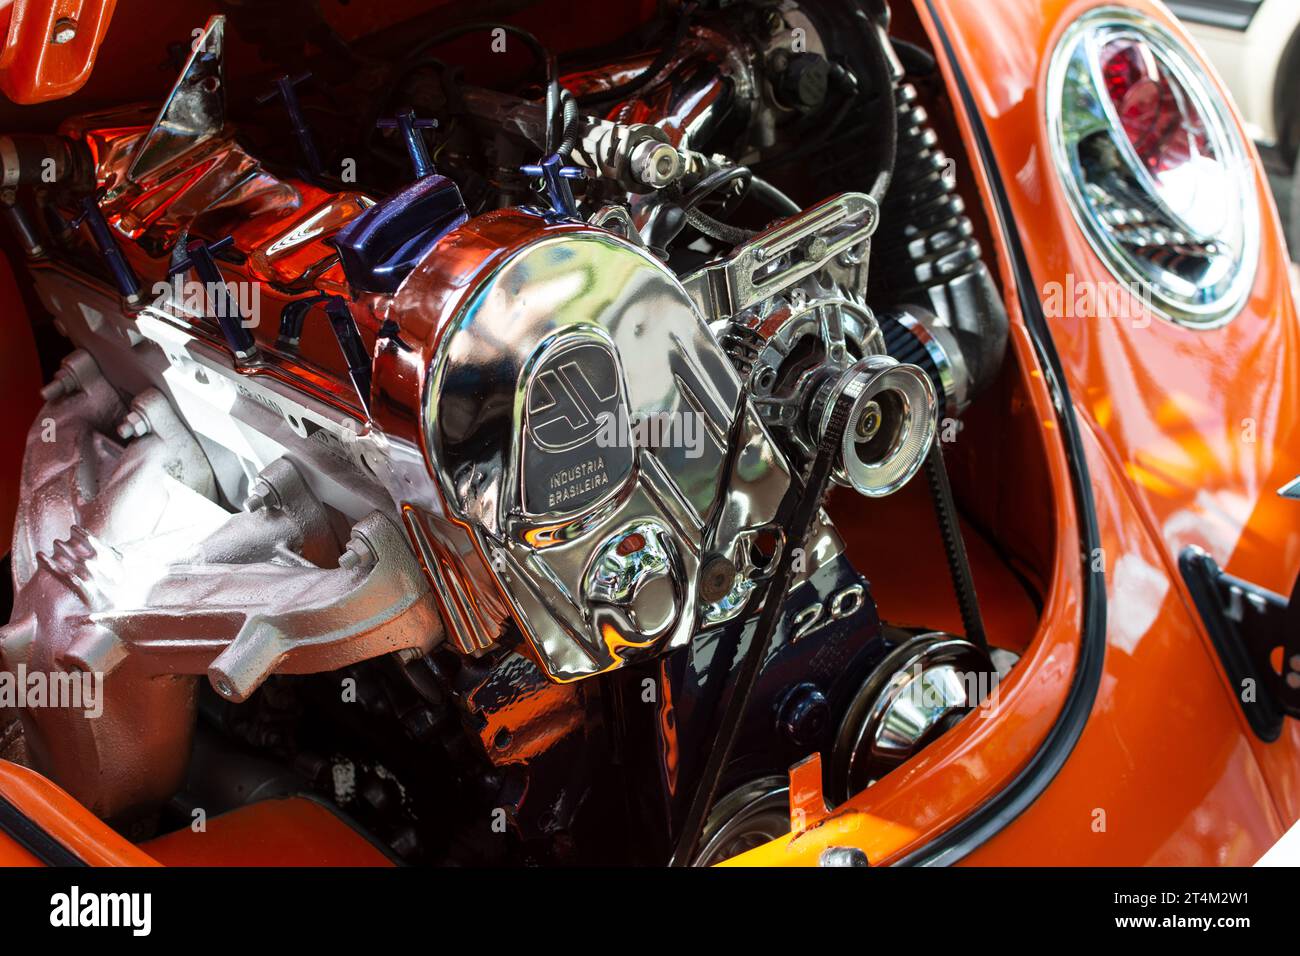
[892,37,938,76]
[685,206,756,245]
[403,22,551,78]
[865,31,898,204]
[367,22,559,173]
[748,174,801,216]
[680,165,752,212]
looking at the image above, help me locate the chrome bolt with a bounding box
[630,139,682,189]
[51,18,78,45]
[855,400,883,442]
[338,534,376,571]
[115,410,151,440]
[818,846,869,867]
[243,478,276,513]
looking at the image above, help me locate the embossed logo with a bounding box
[525,341,621,452]
[521,338,631,516]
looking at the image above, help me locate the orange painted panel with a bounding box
[140,798,394,867]
[0,1,118,104]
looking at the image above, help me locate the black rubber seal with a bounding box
[0,793,85,866]
[897,2,1108,866]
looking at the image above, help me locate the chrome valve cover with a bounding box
[423,219,794,681]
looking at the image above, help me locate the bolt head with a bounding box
[779,684,830,748]
[630,140,682,189]
[819,846,869,867]
[115,410,149,441]
[244,479,276,512]
[698,555,738,604]
[51,18,77,45]
[339,535,375,571]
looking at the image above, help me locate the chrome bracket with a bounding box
[681,191,877,321]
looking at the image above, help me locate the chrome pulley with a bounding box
[719,279,937,498]
[830,634,993,803]
[719,280,881,452]
[810,354,937,497]
[691,776,790,867]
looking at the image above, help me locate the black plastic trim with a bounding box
[898,2,1108,867]
[1179,546,1288,740]
[0,793,85,866]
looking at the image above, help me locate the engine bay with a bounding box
[0,0,1060,865]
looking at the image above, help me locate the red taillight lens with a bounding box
[1099,37,1212,178]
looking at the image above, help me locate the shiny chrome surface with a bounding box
[1046,7,1258,328]
[126,15,227,186]
[817,355,937,498]
[681,192,878,320]
[719,279,883,463]
[422,213,794,680]
[830,634,992,802]
[880,305,967,418]
[583,520,680,642]
[692,775,790,867]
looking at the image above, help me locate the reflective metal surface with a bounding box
[423,212,793,680]
[717,278,882,461]
[692,775,790,867]
[816,355,937,498]
[682,192,878,320]
[1046,7,1259,327]
[0,356,440,818]
[127,15,227,185]
[830,633,992,802]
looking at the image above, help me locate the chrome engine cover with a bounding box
[422,219,795,681]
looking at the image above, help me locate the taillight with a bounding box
[1047,8,1258,327]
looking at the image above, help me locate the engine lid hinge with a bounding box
[1180,545,1300,740]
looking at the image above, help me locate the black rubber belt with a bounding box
[670,382,860,866]
[924,441,988,652]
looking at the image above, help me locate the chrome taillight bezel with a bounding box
[1046,6,1259,329]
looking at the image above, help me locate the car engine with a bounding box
[0,0,1018,864]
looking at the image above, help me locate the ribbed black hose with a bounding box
[874,79,1009,398]
[923,441,987,653]
[876,81,983,297]
[556,89,579,160]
